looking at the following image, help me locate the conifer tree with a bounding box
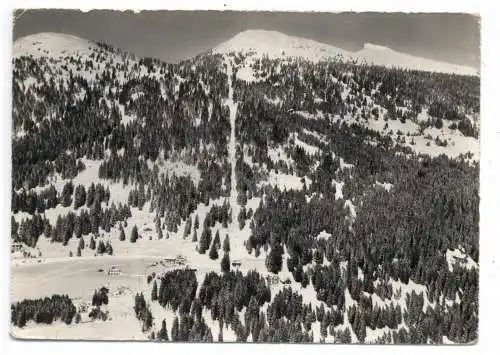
[198,225,211,254]
[89,236,96,250]
[61,181,74,207]
[171,316,180,341]
[183,217,192,239]
[265,245,283,274]
[143,309,153,332]
[86,183,95,207]
[50,226,57,243]
[213,230,221,249]
[137,183,146,210]
[105,186,111,205]
[301,273,309,288]
[209,239,219,260]
[223,234,230,253]
[237,191,247,206]
[97,240,106,254]
[74,218,82,239]
[155,218,163,239]
[78,237,85,250]
[105,241,113,255]
[74,185,86,210]
[194,214,199,230]
[158,319,169,341]
[119,225,126,241]
[221,252,230,273]
[16,309,27,328]
[130,225,139,243]
[151,280,158,302]
[238,207,246,230]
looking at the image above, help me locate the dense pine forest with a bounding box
[11,32,479,344]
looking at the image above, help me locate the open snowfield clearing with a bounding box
[11,256,151,340]
[12,307,147,341]
[405,134,479,161]
[262,171,311,191]
[11,253,267,302]
[147,154,201,184]
[11,256,159,302]
[11,246,270,340]
[236,65,261,83]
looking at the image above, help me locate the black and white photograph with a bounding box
[9,9,480,344]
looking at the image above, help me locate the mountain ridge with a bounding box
[213,29,478,76]
[13,31,478,76]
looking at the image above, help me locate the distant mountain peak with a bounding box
[13,32,97,58]
[213,29,348,60]
[214,29,478,76]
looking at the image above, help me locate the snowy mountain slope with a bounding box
[11,32,479,344]
[13,32,99,58]
[355,43,479,76]
[225,49,479,162]
[213,29,478,76]
[214,30,349,62]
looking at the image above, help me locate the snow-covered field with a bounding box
[262,171,310,191]
[12,308,147,341]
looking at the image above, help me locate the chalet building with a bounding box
[266,275,280,285]
[175,255,187,264]
[163,255,187,266]
[108,266,121,276]
[11,243,23,253]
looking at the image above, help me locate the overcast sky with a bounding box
[13,10,480,68]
